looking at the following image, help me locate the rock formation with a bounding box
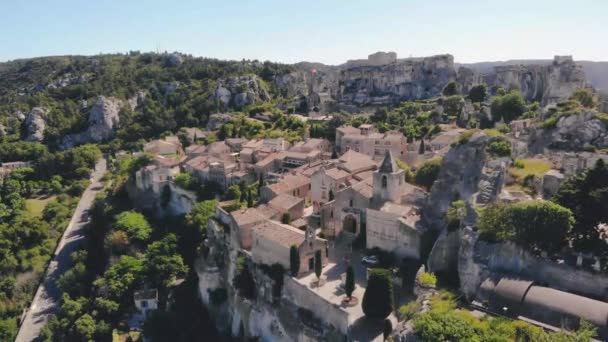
[60,96,122,149]
[529,112,608,151]
[214,76,270,108]
[127,90,146,111]
[24,107,49,142]
[480,56,586,106]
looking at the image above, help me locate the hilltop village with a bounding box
[2,51,608,341]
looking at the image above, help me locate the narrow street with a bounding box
[15,158,107,342]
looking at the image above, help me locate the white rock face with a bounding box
[24,107,49,142]
[61,96,122,149]
[214,76,270,108]
[532,112,608,151]
[127,90,146,111]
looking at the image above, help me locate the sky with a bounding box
[1,0,607,64]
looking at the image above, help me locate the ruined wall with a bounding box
[458,231,608,301]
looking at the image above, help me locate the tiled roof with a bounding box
[232,207,275,227]
[268,193,304,211]
[338,150,376,173]
[268,173,310,193]
[351,177,374,199]
[253,220,305,248]
[337,126,360,135]
[325,168,350,180]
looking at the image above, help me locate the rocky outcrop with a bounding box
[482,56,586,106]
[165,53,183,67]
[214,76,270,108]
[60,96,122,149]
[425,132,490,223]
[24,107,49,142]
[542,169,565,198]
[207,113,237,130]
[127,90,146,111]
[529,112,608,151]
[337,54,456,105]
[459,235,608,301]
[475,159,507,205]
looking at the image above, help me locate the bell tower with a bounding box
[373,151,405,204]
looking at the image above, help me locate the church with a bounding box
[319,151,427,259]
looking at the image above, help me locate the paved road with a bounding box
[15,158,107,342]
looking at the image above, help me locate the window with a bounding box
[349,199,353,207]
[141,300,148,308]
[330,210,334,218]
[382,175,387,188]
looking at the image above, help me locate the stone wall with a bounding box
[458,231,608,301]
[283,276,350,335]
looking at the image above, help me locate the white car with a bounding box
[361,255,379,266]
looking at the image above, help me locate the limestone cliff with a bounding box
[528,112,608,152]
[481,56,586,106]
[24,107,48,142]
[60,96,123,149]
[214,76,271,108]
[195,218,344,341]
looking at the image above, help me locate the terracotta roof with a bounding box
[268,194,304,212]
[337,126,360,135]
[338,150,376,173]
[186,144,207,156]
[325,168,350,180]
[351,177,374,199]
[185,155,208,171]
[256,152,285,168]
[253,220,305,248]
[232,207,276,227]
[267,174,310,194]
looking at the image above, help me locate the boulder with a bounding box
[24,107,49,142]
[128,90,146,111]
[536,112,608,150]
[60,96,122,149]
[542,169,565,198]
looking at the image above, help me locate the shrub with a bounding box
[415,158,442,190]
[486,139,512,157]
[491,91,526,123]
[289,245,300,276]
[344,265,355,299]
[442,81,458,96]
[114,211,152,242]
[418,272,437,287]
[571,88,595,108]
[541,116,559,129]
[398,301,421,321]
[468,84,487,103]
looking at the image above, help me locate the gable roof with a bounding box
[338,149,376,173]
[253,220,305,248]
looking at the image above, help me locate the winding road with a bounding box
[15,158,107,342]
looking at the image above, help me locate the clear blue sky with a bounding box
[2,0,607,64]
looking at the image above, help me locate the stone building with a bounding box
[251,221,328,275]
[260,173,311,202]
[134,289,158,317]
[143,136,184,156]
[335,125,408,160]
[320,151,427,259]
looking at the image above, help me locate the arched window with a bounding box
[382,175,387,188]
[349,199,353,207]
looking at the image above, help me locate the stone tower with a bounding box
[373,151,405,204]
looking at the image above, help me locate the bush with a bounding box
[418,272,437,287]
[442,81,458,96]
[571,88,595,108]
[491,91,526,123]
[541,116,559,129]
[415,158,442,190]
[398,301,421,321]
[289,245,300,276]
[468,84,487,103]
[114,211,152,242]
[486,139,512,157]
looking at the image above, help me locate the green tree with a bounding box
[115,210,152,242]
[418,138,425,155]
[281,212,291,224]
[344,265,355,299]
[415,158,442,190]
[442,81,458,96]
[289,245,300,276]
[491,91,526,123]
[233,255,256,299]
[246,188,254,207]
[486,139,512,157]
[227,184,241,202]
[383,318,393,340]
[553,159,608,254]
[362,268,394,320]
[95,255,144,301]
[186,200,218,235]
[468,84,487,103]
[314,250,322,280]
[478,201,574,253]
[73,314,96,341]
[145,234,188,288]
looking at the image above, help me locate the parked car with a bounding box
[361,255,379,266]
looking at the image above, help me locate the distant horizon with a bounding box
[2,50,607,66]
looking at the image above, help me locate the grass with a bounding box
[25,195,56,217]
[509,159,552,180]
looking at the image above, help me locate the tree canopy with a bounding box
[362,268,394,320]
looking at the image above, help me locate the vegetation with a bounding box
[398,301,421,321]
[418,271,437,287]
[509,158,552,182]
[552,159,608,254]
[415,158,442,190]
[114,210,152,242]
[468,84,487,103]
[289,245,300,276]
[314,250,322,280]
[233,255,256,300]
[446,200,465,231]
[344,265,355,299]
[491,91,526,123]
[486,139,512,157]
[571,88,595,108]
[413,290,596,342]
[442,81,458,96]
[362,268,394,320]
[478,201,574,254]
